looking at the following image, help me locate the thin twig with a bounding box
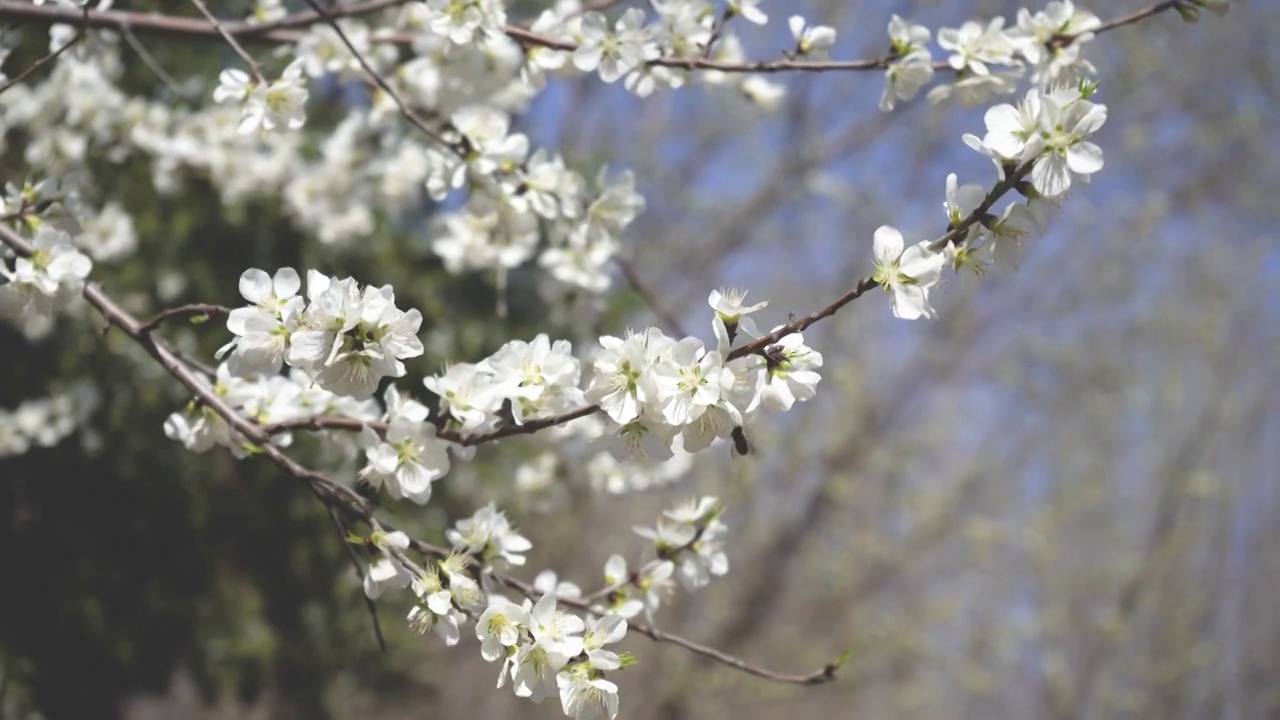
[616,257,689,338]
[701,6,734,60]
[492,573,842,686]
[0,20,84,96]
[187,0,265,83]
[726,161,1035,362]
[261,403,601,447]
[297,0,452,148]
[120,22,187,96]
[329,506,388,652]
[262,164,1035,444]
[137,303,230,335]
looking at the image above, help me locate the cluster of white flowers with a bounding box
[0,383,100,457]
[881,15,934,111]
[212,58,309,135]
[355,499,633,718]
[163,363,382,457]
[215,267,424,399]
[869,79,1104,320]
[0,224,92,330]
[477,592,629,716]
[633,496,728,590]
[376,496,733,720]
[357,386,453,505]
[967,85,1107,197]
[878,1,1104,110]
[580,292,821,461]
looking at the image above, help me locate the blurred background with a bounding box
[1,0,1277,718]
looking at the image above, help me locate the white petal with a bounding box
[1066,142,1104,175]
[272,267,301,298]
[873,225,904,262]
[239,268,273,304]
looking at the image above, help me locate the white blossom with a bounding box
[871,225,946,320]
[448,502,533,567]
[364,530,412,599]
[788,15,837,58]
[557,668,620,720]
[0,225,92,323]
[759,330,823,412]
[573,9,660,83]
[476,597,529,661]
[359,418,451,504]
[937,17,1015,76]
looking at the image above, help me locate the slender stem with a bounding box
[188,0,265,83]
[617,257,688,338]
[120,23,187,96]
[137,303,230,335]
[296,0,454,149]
[0,18,84,96]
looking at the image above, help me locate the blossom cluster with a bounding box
[0,382,100,457]
[364,496,732,720]
[0,224,92,333]
[868,82,1105,320]
[883,1,1104,110]
[215,267,425,399]
[212,58,309,135]
[355,501,634,718]
[163,363,382,457]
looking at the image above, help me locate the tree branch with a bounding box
[0,221,837,687]
[137,303,230,335]
[0,0,1185,78]
[0,12,84,96]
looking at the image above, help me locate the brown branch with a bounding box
[266,163,1035,449]
[701,6,734,60]
[0,0,1186,78]
[12,228,797,688]
[261,403,602,447]
[726,160,1035,362]
[137,303,230,335]
[0,15,84,96]
[240,0,414,35]
[492,573,842,686]
[0,248,827,685]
